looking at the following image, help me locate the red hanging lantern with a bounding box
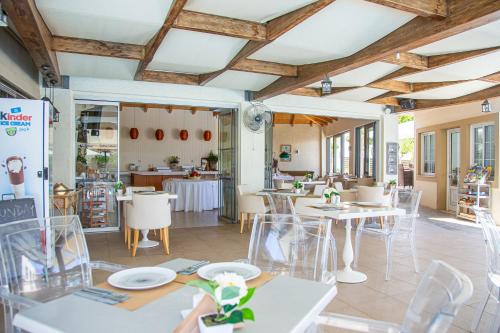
[130,127,139,139]
[203,130,212,141]
[155,129,164,141]
[179,129,189,141]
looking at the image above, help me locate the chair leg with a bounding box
[160,229,163,241]
[132,229,139,257]
[127,228,131,250]
[124,223,128,244]
[247,213,251,231]
[385,236,394,281]
[471,293,490,332]
[378,216,384,229]
[240,212,246,234]
[410,234,419,273]
[164,228,170,254]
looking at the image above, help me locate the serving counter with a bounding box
[130,171,218,191]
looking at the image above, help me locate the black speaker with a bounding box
[399,98,416,110]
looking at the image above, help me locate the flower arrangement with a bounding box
[304,172,313,181]
[323,188,340,204]
[464,164,492,184]
[114,180,124,192]
[188,273,255,331]
[292,180,303,189]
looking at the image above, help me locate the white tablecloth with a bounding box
[163,179,219,212]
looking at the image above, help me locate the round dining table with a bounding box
[162,179,219,212]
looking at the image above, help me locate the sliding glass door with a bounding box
[355,122,376,178]
[218,109,237,222]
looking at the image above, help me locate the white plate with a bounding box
[197,262,261,281]
[107,267,176,290]
[352,202,385,207]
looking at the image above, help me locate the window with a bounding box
[326,136,333,175]
[421,132,435,175]
[355,123,376,178]
[471,123,495,180]
[333,132,350,174]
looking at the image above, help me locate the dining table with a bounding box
[295,203,405,284]
[12,258,338,333]
[163,179,219,212]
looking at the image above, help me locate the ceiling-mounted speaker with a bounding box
[399,99,416,110]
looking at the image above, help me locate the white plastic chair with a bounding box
[294,197,323,213]
[248,214,336,284]
[307,260,473,333]
[266,192,295,215]
[354,190,423,280]
[237,184,268,233]
[356,185,385,202]
[333,182,343,192]
[313,184,328,196]
[0,216,127,333]
[126,192,172,256]
[123,186,156,244]
[471,208,500,333]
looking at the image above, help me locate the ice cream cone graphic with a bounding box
[6,156,25,198]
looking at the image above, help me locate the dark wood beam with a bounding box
[52,36,144,60]
[289,87,322,97]
[364,0,447,17]
[173,10,267,41]
[427,46,500,68]
[135,0,188,80]
[479,71,500,84]
[382,52,428,69]
[231,59,297,77]
[368,80,413,93]
[255,0,500,100]
[2,0,60,83]
[140,70,199,85]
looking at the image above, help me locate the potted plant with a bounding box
[169,156,180,169]
[292,180,303,194]
[93,154,109,169]
[207,151,219,171]
[388,179,397,190]
[188,273,255,333]
[114,181,124,195]
[304,172,313,181]
[323,188,340,204]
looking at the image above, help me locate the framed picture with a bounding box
[279,144,292,162]
[200,158,208,171]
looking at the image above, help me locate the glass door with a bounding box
[447,129,460,211]
[264,122,273,189]
[218,109,237,222]
[75,101,119,231]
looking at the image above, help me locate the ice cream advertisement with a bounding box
[0,98,49,217]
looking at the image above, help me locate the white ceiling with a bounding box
[184,0,316,23]
[400,50,500,82]
[249,0,415,65]
[411,20,500,56]
[308,62,401,87]
[147,29,247,74]
[324,87,388,101]
[206,70,280,91]
[57,53,139,80]
[398,81,498,100]
[36,0,170,44]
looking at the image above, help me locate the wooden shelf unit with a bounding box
[456,183,491,222]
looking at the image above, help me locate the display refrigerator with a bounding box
[0,98,51,218]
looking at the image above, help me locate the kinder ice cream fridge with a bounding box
[0,99,50,218]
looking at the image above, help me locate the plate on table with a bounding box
[197,262,261,281]
[351,202,386,207]
[107,267,176,290]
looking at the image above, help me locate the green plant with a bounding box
[399,138,415,156]
[169,156,180,164]
[398,114,414,124]
[323,188,339,199]
[292,180,303,189]
[93,155,109,165]
[76,155,87,165]
[305,172,313,180]
[388,180,397,186]
[207,150,219,163]
[114,181,124,191]
[187,273,255,326]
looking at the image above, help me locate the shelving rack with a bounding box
[456,183,491,222]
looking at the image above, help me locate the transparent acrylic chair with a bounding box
[0,215,128,333]
[354,189,422,280]
[248,214,337,284]
[471,208,500,333]
[307,260,473,333]
[266,193,296,214]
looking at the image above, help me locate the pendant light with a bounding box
[481,99,492,113]
[130,108,139,139]
[179,109,188,140]
[155,108,164,140]
[321,74,332,96]
[203,111,212,141]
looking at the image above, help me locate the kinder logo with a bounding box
[0,107,32,128]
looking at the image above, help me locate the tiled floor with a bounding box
[86,207,492,332]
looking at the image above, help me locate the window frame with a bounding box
[332,131,350,175]
[355,122,376,178]
[421,131,436,176]
[470,122,495,181]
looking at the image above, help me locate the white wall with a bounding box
[120,107,218,171]
[273,124,322,176]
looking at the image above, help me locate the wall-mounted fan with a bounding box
[243,102,272,133]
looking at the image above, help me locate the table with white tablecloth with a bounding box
[162,179,219,212]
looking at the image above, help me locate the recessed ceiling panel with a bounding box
[308,62,401,88]
[205,70,279,91]
[398,81,497,100]
[400,50,500,82]
[250,0,415,65]
[411,20,500,56]
[57,53,139,80]
[184,0,316,22]
[36,0,171,44]
[323,87,388,102]
[147,29,247,74]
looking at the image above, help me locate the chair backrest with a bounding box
[475,209,500,277]
[313,184,328,196]
[248,214,336,283]
[266,193,295,214]
[237,184,259,196]
[356,186,384,203]
[356,178,374,187]
[333,182,343,192]
[238,194,267,214]
[294,197,323,213]
[0,216,91,332]
[126,193,172,229]
[396,189,423,216]
[401,260,473,333]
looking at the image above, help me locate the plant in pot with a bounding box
[93,154,109,170]
[207,151,219,171]
[323,188,340,204]
[188,273,255,333]
[304,172,313,181]
[292,180,303,194]
[114,181,124,195]
[169,156,180,169]
[388,179,397,190]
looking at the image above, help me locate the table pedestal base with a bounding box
[337,268,367,284]
[136,229,159,248]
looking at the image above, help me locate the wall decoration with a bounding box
[155,129,164,141]
[129,127,139,140]
[179,129,189,141]
[386,142,398,175]
[203,130,212,141]
[279,144,292,162]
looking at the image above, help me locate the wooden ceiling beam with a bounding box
[173,10,267,41]
[289,87,322,97]
[140,70,199,85]
[427,46,500,68]
[2,0,60,83]
[254,0,500,100]
[364,0,447,17]
[120,102,210,112]
[231,59,297,77]
[303,115,326,126]
[135,0,188,80]
[368,80,413,93]
[52,36,144,60]
[290,114,296,126]
[382,52,429,69]
[480,71,500,83]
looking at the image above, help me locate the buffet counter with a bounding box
[130,171,218,190]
